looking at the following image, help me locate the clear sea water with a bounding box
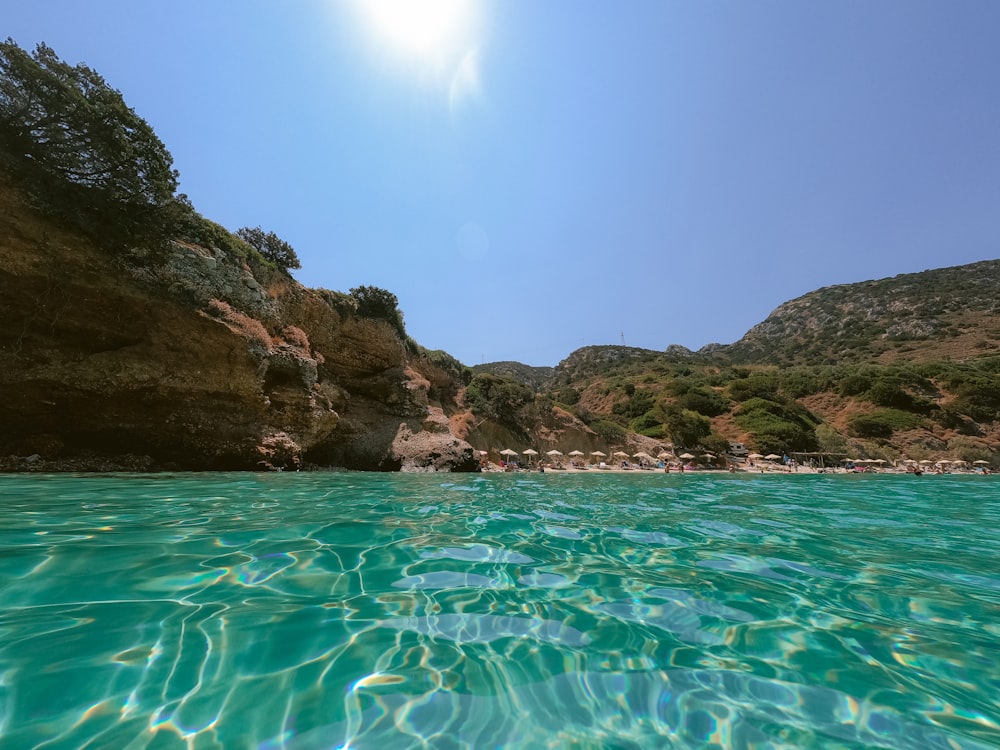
[1,472,998,750]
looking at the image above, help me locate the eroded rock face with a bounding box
[392,418,480,473]
[0,185,474,471]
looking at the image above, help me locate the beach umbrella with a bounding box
[701,453,716,459]
[546,450,563,457]
[919,459,933,465]
[568,450,584,457]
[679,452,695,460]
[765,454,781,461]
[522,449,539,457]
[974,460,990,465]
[747,453,763,460]
[613,451,629,458]
[657,451,671,459]
[500,449,518,460]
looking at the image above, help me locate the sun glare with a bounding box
[364,0,470,57]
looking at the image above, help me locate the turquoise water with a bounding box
[1,473,998,749]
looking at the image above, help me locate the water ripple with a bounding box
[0,472,997,748]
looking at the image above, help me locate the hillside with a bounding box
[471,361,555,390]
[723,260,1000,366]
[459,260,1000,466]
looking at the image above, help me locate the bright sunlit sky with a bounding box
[7,1,1000,366]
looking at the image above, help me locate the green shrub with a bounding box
[734,398,817,453]
[658,405,711,448]
[612,389,655,419]
[591,419,627,444]
[554,386,580,405]
[465,373,534,426]
[847,409,924,439]
[727,375,779,402]
[349,285,406,337]
[676,387,730,417]
[235,226,301,270]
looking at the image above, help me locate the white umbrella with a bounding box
[590,451,607,458]
[568,450,584,457]
[765,454,781,461]
[500,449,518,458]
[613,451,629,458]
[657,451,671,459]
[747,453,763,460]
[546,450,563,457]
[679,452,695,460]
[974,460,990,465]
[522,449,539,456]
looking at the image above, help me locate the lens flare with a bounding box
[364,0,469,57]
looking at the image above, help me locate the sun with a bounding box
[362,0,470,57]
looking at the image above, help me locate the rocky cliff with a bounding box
[0,181,478,472]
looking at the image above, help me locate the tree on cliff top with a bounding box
[350,285,405,337]
[235,226,301,270]
[0,40,177,218]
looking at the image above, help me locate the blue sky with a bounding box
[7,1,999,366]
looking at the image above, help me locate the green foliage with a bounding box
[0,39,177,246]
[734,398,818,454]
[349,285,406,337]
[846,409,924,439]
[846,413,893,439]
[778,369,828,398]
[675,387,730,417]
[554,386,580,406]
[949,375,1000,423]
[630,412,663,436]
[612,389,655,420]
[815,424,849,455]
[727,374,779,402]
[590,419,627,444]
[700,433,732,457]
[659,405,711,448]
[235,226,301,270]
[465,373,534,426]
[838,370,874,396]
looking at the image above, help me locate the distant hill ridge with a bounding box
[479,259,1000,382]
[725,259,1000,365]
